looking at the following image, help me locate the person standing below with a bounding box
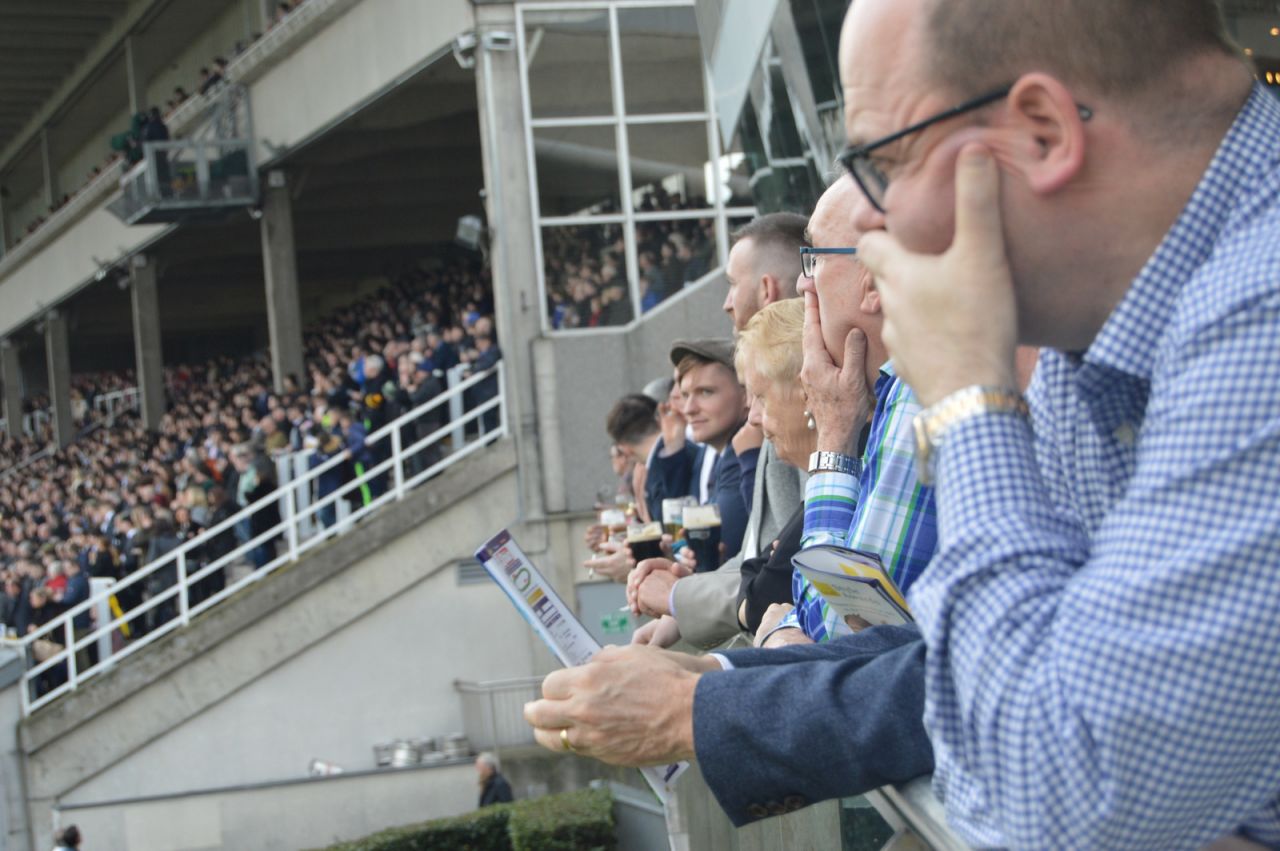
[475,752,513,808]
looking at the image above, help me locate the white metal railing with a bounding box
[454,676,545,755]
[16,362,507,715]
[92,387,141,420]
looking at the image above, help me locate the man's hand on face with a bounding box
[658,400,687,453]
[858,145,1018,407]
[524,645,712,765]
[800,293,875,455]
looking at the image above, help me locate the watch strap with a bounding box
[808,450,861,476]
[913,385,1029,485]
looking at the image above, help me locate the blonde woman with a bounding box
[731,299,815,635]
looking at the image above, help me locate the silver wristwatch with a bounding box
[808,450,860,476]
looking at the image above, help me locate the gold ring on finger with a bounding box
[560,727,576,753]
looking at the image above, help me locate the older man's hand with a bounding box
[801,292,875,454]
[626,557,691,615]
[857,145,1017,406]
[524,645,715,765]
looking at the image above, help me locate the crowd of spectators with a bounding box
[545,189,716,330]
[0,256,498,696]
[9,0,311,248]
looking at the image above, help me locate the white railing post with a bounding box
[64,618,78,691]
[177,551,190,626]
[283,480,299,562]
[448,364,467,449]
[498,363,509,437]
[391,427,405,499]
[19,666,30,716]
[90,577,115,666]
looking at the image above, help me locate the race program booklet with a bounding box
[791,545,913,626]
[475,529,688,804]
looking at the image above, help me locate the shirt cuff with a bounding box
[668,580,680,620]
[709,652,734,670]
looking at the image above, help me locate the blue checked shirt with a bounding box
[782,365,937,642]
[912,84,1280,849]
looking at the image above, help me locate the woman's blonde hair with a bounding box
[734,299,805,389]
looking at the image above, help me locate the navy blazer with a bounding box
[692,626,932,825]
[644,437,705,523]
[709,443,748,566]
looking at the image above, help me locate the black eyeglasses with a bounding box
[837,85,1014,213]
[838,85,1095,213]
[800,247,857,278]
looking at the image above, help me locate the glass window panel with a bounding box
[786,0,846,114]
[635,217,716,312]
[524,9,613,118]
[732,79,825,214]
[628,121,712,212]
[718,127,756,210]
[618,7,706,115]
[542,223,629,330]
[534,125,621,217]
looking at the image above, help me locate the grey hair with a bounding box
[476,751,500,771]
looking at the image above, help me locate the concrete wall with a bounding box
[61,558,536,803]
[55,111,133,210]
[143,2,252,112]
[0,676,29,851]
[535,273,729,513]
[57,761,478,851]
[249,0,473,164]
[18,441,549,851]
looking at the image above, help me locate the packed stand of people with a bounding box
[544,189,716,330]
[1,257,499,699]
[9,0,312,247]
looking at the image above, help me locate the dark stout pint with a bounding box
[626,522,665,562]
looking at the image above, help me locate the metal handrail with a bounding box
[18,362,507,715]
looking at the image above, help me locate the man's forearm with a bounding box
[693,633,931,826]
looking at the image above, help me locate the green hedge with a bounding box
[317,787,615,851]
[508,787,615,851]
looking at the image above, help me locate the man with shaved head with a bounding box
[721,213,808,333]
[845,0,1280,847]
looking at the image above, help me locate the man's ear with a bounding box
[859,269,881,315]
[1000,73,1087,196]
[759,273,781,307]
[860,281,880,314]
